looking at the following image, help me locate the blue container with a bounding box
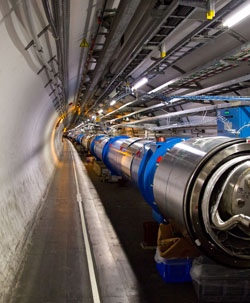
[156,258,193,283]
[217,106,250,137]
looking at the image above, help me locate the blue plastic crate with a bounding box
[156,258,193,283]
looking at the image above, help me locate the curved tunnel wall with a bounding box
[0,3,63,301]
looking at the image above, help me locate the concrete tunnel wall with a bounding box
[0,3,63,301]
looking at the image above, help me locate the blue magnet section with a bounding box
[152,209,166,224]
[102,136,129,175]
[137,143,155,192]
[90,135,104,158]
[76,134,84,144]
[139,138,188,212]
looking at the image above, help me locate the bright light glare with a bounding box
[132,77,148,90]
[92,115,96,119]
[98,109,103,114]
[223,3,250,28]
[148,80,174,94]
[110,100,116,106]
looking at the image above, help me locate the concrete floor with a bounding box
[82,153,197,303]
[9,142,197,303]
[9,142,93,303]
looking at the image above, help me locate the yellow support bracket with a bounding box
[207,10,215,20]
[161,52,166,58]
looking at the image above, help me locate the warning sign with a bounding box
[80,39,89,47]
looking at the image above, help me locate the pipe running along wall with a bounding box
[68,132,250,268]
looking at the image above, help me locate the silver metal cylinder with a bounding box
[106,137,129,175]
[105,137,139,176]
[154,137,250,267]
[154,137,233,231]
[71,131,250,267]
[130,140,152,184]
[82,135,95,151]
[94,136,109,160]
[120,138,148,178]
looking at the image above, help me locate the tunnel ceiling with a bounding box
[65,0,250,134]
[3,0,250,131]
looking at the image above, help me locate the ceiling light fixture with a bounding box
[132,77,148,90]
[110,100,116,106]
[148,79,175,94]
[223,2,250,28]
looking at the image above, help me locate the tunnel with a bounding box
[1,0,250,302]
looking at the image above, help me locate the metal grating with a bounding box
[95,4,195,102]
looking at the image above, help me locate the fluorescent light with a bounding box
[110,100,116,106]
[132,77,148,90]
[149,79,174,94]
[223,2,250,28]
[98,109,103,114]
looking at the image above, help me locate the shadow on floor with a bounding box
[82,154,198,303]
